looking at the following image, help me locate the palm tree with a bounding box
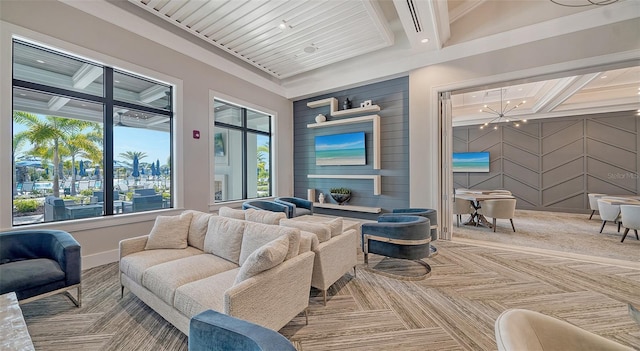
[64,131,102,195]
[119,151,148,165]
[13,111,97,197]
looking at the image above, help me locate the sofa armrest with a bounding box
[223,251,315,331]
[312,229,357,290]
[119,235,149,259]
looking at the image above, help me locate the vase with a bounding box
[330,193,351,205]
[315,114,326,123]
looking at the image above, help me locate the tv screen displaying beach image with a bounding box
[315,131,366,166]
[452,152,490,172]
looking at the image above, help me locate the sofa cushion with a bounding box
[0,258,64,294]
[204,216,245,264]
[245,210,286,225]
[145,213,193,250]
[174,268,240,318]
[183,210,215,251]
[120,247,203,285]
[142,254,238,305]
[234,235,289,285]
[239,222,300,266]
[218,207,247,220]
[299,231,319,253]
[279,219,331,243]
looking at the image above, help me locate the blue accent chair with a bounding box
[131,194,164,212]
[0,229,81,306]
[134,188,157,196]
[382,208,438,257]
[361,215,431,263]
[242,200,289,217]
[189,310,296,351]
[274,197,313,218]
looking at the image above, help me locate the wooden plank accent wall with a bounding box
[293,77,409,218]
[453,110,639,213]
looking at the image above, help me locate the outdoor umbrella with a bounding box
[141,167,145,176]
[94,165,100,177]
[155,159,161,176]
[79,161,87,177]
[132,155,140,178]
[150,163,156,178]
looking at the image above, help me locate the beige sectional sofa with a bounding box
[119,210,315,334]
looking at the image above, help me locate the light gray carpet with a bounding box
[453,209,640,262]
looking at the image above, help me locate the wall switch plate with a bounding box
[193,130,200,139]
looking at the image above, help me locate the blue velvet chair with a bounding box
[382,208,438,257]
[274,197,313,218]
[242,200,289,217]
[0,229,81,306]
[361,215,432,279]
[189,310,296,351]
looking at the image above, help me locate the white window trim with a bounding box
[208,89,277,211]
[0,21,184,231]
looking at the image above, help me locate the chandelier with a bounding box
[479,88,527,130]
[550,0,618,7]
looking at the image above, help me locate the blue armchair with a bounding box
[0,229,81,306]
[274,197,313,218]
[242,200,289,216]
[361,215,432,279]
[189,310,296,351]
[382,208,438,257]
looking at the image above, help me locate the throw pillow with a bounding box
[182,210,214,251]
[234,235,289,285]
[218,206,246,220]
[238,222,300,266]
[145,213,193,250]
[279,219,331,243]
[328,217,343,237]
[245,209,286,225]
[204,216,246,264]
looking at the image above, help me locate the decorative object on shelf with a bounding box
[363,100,372,107]
[318,192,325,204]
[307,188,316,202]
[479,88,527,130]
[315,114,326,123]
[330,187,351,205]
[343,98,352,110]
[360,102,366,108]
[306,97,380,117]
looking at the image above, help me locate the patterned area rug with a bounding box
[453,209,640,262]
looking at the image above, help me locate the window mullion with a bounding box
[103,67,114,215]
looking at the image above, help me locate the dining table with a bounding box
[454,193,516,228]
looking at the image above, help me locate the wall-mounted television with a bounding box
[315,131,366,166]
[453,152,490,172]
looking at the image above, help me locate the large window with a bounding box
[12,39,173,226]
[213,100,271,202]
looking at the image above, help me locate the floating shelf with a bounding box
[307,174,381,195]
[313,202,382,213]
[307,115,380,169]
[307,97,380,117]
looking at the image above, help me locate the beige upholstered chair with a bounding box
[489,190,512,195]
[588,193,605,220]
[452,199,473,227]
[495,309,633,351]
[477,198,516,232]
[597,199,622,233]
[620,205,640,243]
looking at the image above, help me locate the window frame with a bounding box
[2,30,184,230]
[209,91,275,207]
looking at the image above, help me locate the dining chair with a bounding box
[452,199,473,227]
[587,193,605,220]
[596,199,622,233]
[619,205,640,243]
[477,198,517,232]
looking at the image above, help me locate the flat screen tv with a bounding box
[315,131,366,166]
[452,152,490,172]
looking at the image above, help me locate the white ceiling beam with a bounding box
[47,96,71,111]
[532,73,601,113]
[71,64,103,89]
[429,0,450,49]
[138,85,167,104]
[392,0,439,51]
[449,0,486,24]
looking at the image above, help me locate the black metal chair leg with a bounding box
[636,229,639,241]
[621,228,630,243]
[510,218,516,232]
[493,218,497,232]
[589,210,595,220]
[618,221,622,233]
[599,220,607,233]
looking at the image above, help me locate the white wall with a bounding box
[0,1,293,268]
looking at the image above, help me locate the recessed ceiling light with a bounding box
[303,44,317,54]
[278,20,291,30]
[600,75,607,79]
[420,38,429,43]
[19,93,26,96]
[36,59,45,64]
[517,88,523,91]
[114,80,120,83]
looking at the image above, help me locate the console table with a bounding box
[1,292,35,351]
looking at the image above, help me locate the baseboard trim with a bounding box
[82,249,119,270]
[452,237,640,271]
